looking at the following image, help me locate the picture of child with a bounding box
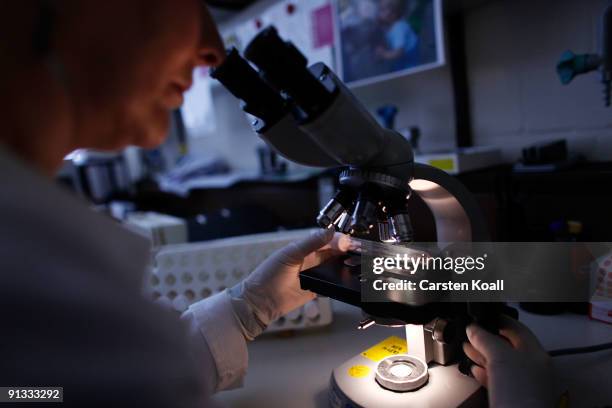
[336,0,443,86]
[375,0,419,71]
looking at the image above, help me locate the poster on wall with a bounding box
[334,0,445,87]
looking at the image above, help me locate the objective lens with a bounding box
[316,189,356,228]
[316,200,344,228]
[336,212,352,233]
[351,194,378,234]
[387,198,414,243]
[389,213,414,243]
[378,222,393,242]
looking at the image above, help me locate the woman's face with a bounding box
[60,0,224,150]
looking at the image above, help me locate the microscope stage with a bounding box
[299,257,465,325]
[299,256,362,307]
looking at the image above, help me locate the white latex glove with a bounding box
[463,315,555,408]
[229,228,354,339]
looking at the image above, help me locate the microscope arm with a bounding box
[258,114,340,167]
[410,163,490,242]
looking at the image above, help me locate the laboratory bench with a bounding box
[214,300,612,408]
[126,172,325,240]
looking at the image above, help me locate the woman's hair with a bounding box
[32,0,55,57]
[0,1,58,68]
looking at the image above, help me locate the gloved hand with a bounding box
[228,228,354,339]
[463,315,555,408]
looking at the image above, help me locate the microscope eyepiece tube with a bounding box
[244,26,336,118]
[210,48,286,125]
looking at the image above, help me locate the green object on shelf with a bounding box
[556,50,602,85]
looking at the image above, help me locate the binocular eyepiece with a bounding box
[211,48,286,125]
[210,26,337,129]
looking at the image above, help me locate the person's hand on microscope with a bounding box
[228,228,356,339]
[463,315,556,407]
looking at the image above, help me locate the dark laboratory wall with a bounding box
[465,0,612,162]
[458,164,612,242]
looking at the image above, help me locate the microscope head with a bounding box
[212,26,417,245]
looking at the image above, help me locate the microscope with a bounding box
[212,26,514,407]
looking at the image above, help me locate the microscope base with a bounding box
[329,337,484,408]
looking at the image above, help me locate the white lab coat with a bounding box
[0,146,248,406]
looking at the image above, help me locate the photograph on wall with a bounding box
[334,0,445,87]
